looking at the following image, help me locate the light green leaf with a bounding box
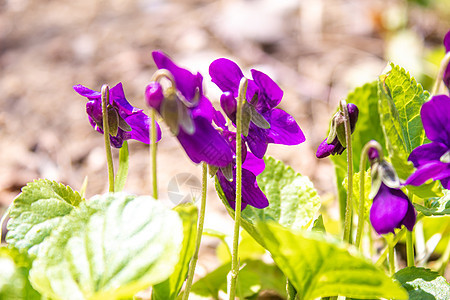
[377,63,429,179]
[394,267,450,300]
[215,156,321,247]
[114,140,129,192]
[414,190,450,216]
[152,203,197,300]
[343,170,372,221]
[6,179,82,255]
[0,247,42,300]
[257,222,408,300]
[29,193,183,300]
[331,81,386,220]
[190,260,286,299]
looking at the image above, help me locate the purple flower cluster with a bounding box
[74,83,161,148]
[144,52,305,210]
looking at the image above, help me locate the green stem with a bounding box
[406,230,415,267]
[286,278,297,300]
[182,163,208,300]
[101,85,115,193]
[341,100,354,244]
[228,78,247,300]
[0,203,13,243]
[151,109,158,199]
[388,237,396,276]
[355,141,383,248]
[431,52,450,95]
[376,214,424,267]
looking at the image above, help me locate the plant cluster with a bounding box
[1,31,450,300]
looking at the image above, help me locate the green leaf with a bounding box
[0,247,42,300]
[414,190,450,216]
[114,140,129,192]
[190,260,286,299]
[152,203,198,300]
[331,81,386,220]
[29,193,183,300]
[257,222,408,300]
[394,267,450,300]
[377,63,429,179]
[343,170,372,221]
[215,156,321,247]
[6,179,82,255]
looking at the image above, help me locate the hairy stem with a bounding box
[406,230,415,267]
[341,100,354,244]
[150,109,158,199]
[182,163,208,300]
[355,141,383,248]
[228,78,247,300]
[101,85,115,192]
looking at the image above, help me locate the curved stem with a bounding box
[0,203,13,244]
[101,85,115,193]
[431,52,450,95]
[228,78,247,300]
[341,100,354,244]
[182,163,208,300]
[355,141,383,248]
[388,237,396,276]
[150,109,158,199]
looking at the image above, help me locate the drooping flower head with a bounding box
[316,103,359,158]
[213,110,268,210]
[146,51,233,167]
[443,30,450,91]
[74,83,161,148]
[209,58,305,158]
[405,95,450,189]
[368,146,416,235]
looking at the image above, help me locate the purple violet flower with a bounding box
[209,58,305,159]
[316,103,359,158]
[214,110,268,210]
[74,83,161,148]
[443,30,450,91]
[405,95,450,189]
[146,51,233,167]
[367,148,416,235]
[370,183,416,235]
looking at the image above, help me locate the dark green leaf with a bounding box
[191,260,286,299]
[394,267,450,300]
[414,191,450,216]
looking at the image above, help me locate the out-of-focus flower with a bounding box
[146,51,233,167]
[213,110,268,210]
[443,30,450,91]
[405,95,450,189]
[74,83,160,148]
[368,147,416,235]
[316,103,359,158]
[209,58,305,158]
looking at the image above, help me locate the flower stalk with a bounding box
[228,77,247,300]
[406,230,415,267]
[101,85,115,192]
[182,163,208,300]
[150,108,158,199]
[341,100,354,244]
[355,141,383,248]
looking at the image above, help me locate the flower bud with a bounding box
[145,82,164,110]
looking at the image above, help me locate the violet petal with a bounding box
[421,95,450,145]
[408,142,448,167]
[209,58,244,97]
[405,161,448,186]
[266,108,306,145]
[251,69,283,111]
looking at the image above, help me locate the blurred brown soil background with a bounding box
[1,0,450,287]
